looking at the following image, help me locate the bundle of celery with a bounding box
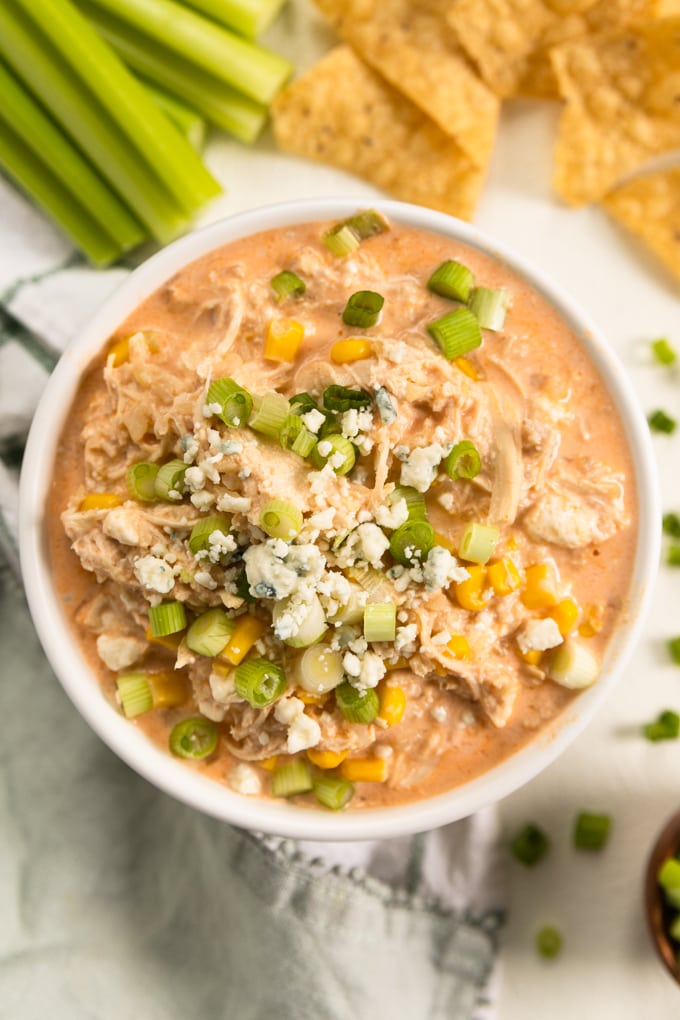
[0,0,292,265]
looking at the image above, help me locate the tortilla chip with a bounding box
[271,46,487,221]
[602,167,680,285]
[551,19,680,205]
[312,0,499,166]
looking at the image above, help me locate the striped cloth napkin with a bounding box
[0,177,505,1020]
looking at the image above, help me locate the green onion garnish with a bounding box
[206,377,253,427]
[291,427,317,458]
[668,544,680,566]
[363,602,396,643]
[669,637,680,665]
[322,385,372,412]
[270,269,305,302]
[648,409,677,434]
[318,414,342,438]
[427,259,474,302]
[389,519,435,565]
[312,773,355,811]
[651,337,677,365]
[271,758,313,797]
[188,515,232,556]
[169,716,218,759]
[445,440,481,480]
[643,709,680,741]
[186,607,235,657]
[510,823,550,867]
[149,600,187,637]
[259,499,303,540]
[127,461,160,501]
[322,209,389,256]
[335,682,380,724]
[535,926,562,959]
[289,392,318,414]
[278,413,304,450]
[310,434,356,475]
[573,811,611,850]
[469,287,509,331]
[323,223,361,257]
[663,513,680,538]
[342,290,384,329]
[658,857,680,892]
[154,458,188,501]
[248,390,289,436]
[427,307,482,360]
[391,485,427,521]
[116,672,153,718]
[234,658,287,708]
[458,522,500,565]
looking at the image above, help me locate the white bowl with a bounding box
[19,198,661,841]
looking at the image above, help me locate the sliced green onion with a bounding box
[291,427,317,458]
[573,811,611,850]
[323,223,360,257]
[298,645,344,694]
[312,773,355,811]
[458,522,499,564]
[259,499,303,540]
[127,461,160,501]
[651,337,676,365]
[658,857,680,892]
[547,639,598,690]
[510,823,550,867]
[116,671,153,718]
[322,209,389,257]
[248,390,289,435]
[278,413,303,450]
[270,269,305,302]
[154,458,188,500]
[271,758,313,797]
[149,600,187,637]
[272,594,327,648]
[188,514,232,556]
[668,544,680,566]
[469,287,509,331]
[445,440,481,480]
[318,414,342,438]
[349,566,393,603]
[310,434,356,475]
[427,307,482,360]
[335,682,380,724]
[363,603,396,642]
[234,566,255,604]
[342,290,384,328]
[389,519,435,565]
[642,709,680,741]
[536,926,562,959]
[427,259,474,302]
[391,485,427,520]
[169,716,218,759]
[234,657,287,707]
[186,607,235,657]
[663,513,680,538]
[669,637,680,665]
[648,409,677,434]
[206,377,253,427]
[322,385,372,412]
[289,392,318,415]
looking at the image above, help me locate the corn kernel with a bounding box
[487,556,522,596]
[78,492,122,511]
[146,670,188,708]
[519,648,543,666]
[447,634,471,660]
[108,336,130,366]
[307,748,348,769]
[378,683,407,726]
[454,564,490,612]
[296,689,329,707]
[454,356,479,380]
[330,338,373,364]
[219,615,268,666]
[260,756,279,772]
[433,531,457,553]
[339,757,388,783]
[264,318,304,362]
[521,562,559,610]
[145,626,183,652]
[579,603,604,638]
[385,657,410,671]
[550,597,580,637]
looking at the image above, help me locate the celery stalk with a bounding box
[77,0,268,142]
[82,0,292,104]
[0,121,122,266]
[181,0,287,39]
[12,0,222,215]
[0,57,144,253]
[143,81,207,151]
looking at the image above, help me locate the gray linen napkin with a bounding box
[0,178,505,1020]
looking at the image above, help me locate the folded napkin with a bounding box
[0,177,505,1020]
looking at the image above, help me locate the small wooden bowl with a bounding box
[645,809,680,986]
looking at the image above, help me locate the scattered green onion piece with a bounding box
[206,377,253,427]
[278,413,303,450]
[186,607,235,657]
[469,287,509,331]
[289,392,318,414]
[271,758,313,797]
[234,657,287,708]
[335,682,380,724]
[427,259,474,302]
[270,269,305,302]
[391,485,427,520]
[169,716,218,759]
[322,385,372,412]
[427,307,482,360]
[547,639,598,689]
[668,544,680,566]
[342,290,384,329]
[127,461,160,501]
[273,594,327,648]
[323,223,361,257]
[234,566,255,604]
[510,823,550,867]
[536,926,562,959]
[310,434,356,475]
[322,209,388,256]
[458,522,500,565]
[259,499,303,540]
[248,390,289,436]
[343,209,389,239]
[149,600,187,637]
[389,519,435,565]
[318,414,342,438]
[154,458,188,500]
[116,672,153,718]
[658,857,680,892]
[668,637,680,665]
[651,337,677,365]
[313,773,355,811]
[363,602,396,642]
[573,811,611,850]
[298,644,344,694]
[648,409,677,434]
[445,440,481,480]
[643,709,680,741]
[291,428,317,458]
[663,513,680,538]
[188,514,232,556]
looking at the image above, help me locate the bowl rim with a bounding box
[19,196,661,841]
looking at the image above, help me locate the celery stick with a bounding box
[13,0,221,216]
[143,81,207,151]
[0,121,122,265]
[78,0,268,142]
[0,3,187,243]
[0,57,144,253]
[181,0,287,39]
[83,0,292,104]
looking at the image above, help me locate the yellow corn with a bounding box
[520,562,559,610]
[385,656,410,671]
[146,670,188,708]
[579,603,604,638]
[339,756,388,783]
[307,748,348,769]
[219,614,268,666]
[145,626,183,652]
[433,531,457,553]
[518,648,543,666]
[259,756,279,772]
[264,318,304,362]
[454,356,479,380]
[378,683,407,727]
[330,338,373,364]
[454,564,490,612]
[78,492,122,511]
[550,597,580,637]
[108,336,130,366]
[487,556,522,597]
[296,689,329,707]
[447,634,471,660]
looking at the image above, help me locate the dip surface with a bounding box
[47,214,636,811]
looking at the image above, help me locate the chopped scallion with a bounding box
[290,427,317,458]
[310,434,356,475]
[342,290,384,328]
[458,522,500,565]
[206,377,253,427]
[234,657,287,708]
[289,392,318,415]
[427,307,482,360]
[658,857,680,892]
[643,709,680,741]
[668,544,680,566]
[648,409,677,434]
[278,412,303,450]
[427,259,474,302]
[669,637,680,665]
[259,499,303,540]
[663,513,680,539]
[573,811,611,850]
[270,269,305,302]
[469,287,509,331]
[271,757,313,797]
[154,458,188,500]
[169,716,218,759]
[445,440,481,481]
[510,823,550,867]
[312,773,355,811]
[149,600,187,637]
[391,485,427,521]
[335,682,379,725]
[116,671,153,717]
[188,515,232,556]
[651,337,677,366]
[127,461,160,501]
[186,607,235,657]
[363,602,396,643]
[535,926,562,959]
[248,390,289,435]
[389,519,435,565]
[322,209,389,256]
[322,385,372,412]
